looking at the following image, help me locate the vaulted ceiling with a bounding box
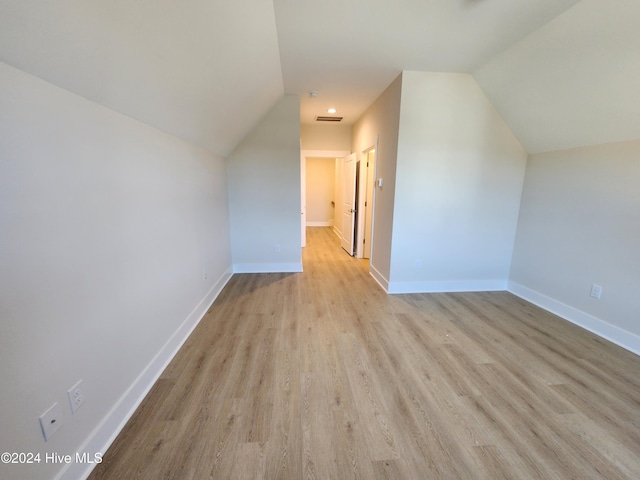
[0,0,284,157]
[474,0,640,153]
[1,0,638,156]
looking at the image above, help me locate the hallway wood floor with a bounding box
[90,227,640,479]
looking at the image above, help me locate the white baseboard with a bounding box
[233,262,303,273]
[388,279,507,295]
[369,264,390,292]
[508,281,640,356]
[61,267,233,480]
[306,221,333,227]
[333,226,342,239]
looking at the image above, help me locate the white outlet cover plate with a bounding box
[68,380,85,414]
[39,402,62,441]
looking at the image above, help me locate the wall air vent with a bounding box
[315,116,343,122]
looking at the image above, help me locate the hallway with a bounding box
[90,227,640,479]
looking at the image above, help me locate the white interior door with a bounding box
[341,153,357,255]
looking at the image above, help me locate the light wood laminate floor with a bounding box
[90,227,640,479]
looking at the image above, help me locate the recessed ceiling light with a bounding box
[327,108,337,114]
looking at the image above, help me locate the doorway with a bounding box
[335,147,377,260]
[356,147,377,260]
[301,148,377,262]
[301,150,350,248]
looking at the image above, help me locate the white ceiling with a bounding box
[275,0,581,127]
[1,0,639,155]
[474,0,640,153]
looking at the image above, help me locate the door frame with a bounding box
[300,150,350,248]
[355,145,378,259]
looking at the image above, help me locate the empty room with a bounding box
[1,1,638,479]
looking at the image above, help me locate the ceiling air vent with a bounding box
[315,116,343,122]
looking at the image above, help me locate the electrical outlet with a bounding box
[67,380,85,414]
[39,402,63,441]
[414,259,421,268]
[202,268,208,280]
[590,284,603,299]
[275,244,281,253]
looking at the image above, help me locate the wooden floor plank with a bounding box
[90,227,640,480]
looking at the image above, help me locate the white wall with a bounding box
[352,74,403,289]
[305,157,335,226]
[389,71,527,293]
[509,139,640,354]
[0,62,232,480]
[301,124,352,151]
[227,95,302,273]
